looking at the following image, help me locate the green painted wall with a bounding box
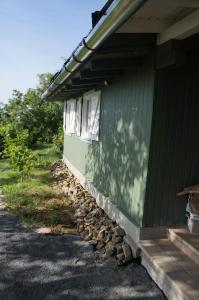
[64,57,154,226]
[63,134,88,175]
[144,58,199,227]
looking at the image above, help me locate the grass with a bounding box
[0,144,76,233]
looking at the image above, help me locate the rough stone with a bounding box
[122,243,133,262]
[104,233,112,244]
[115,243,123,255]
[86,227,93,238]
[96,241,105,250]
[105,246,114,257]
[77,224,84,232]
[112,235,123,244]
[75,208,88,218]
[88,240,97,246]
[116,253,125,262]
[84,235,91,241]
[97,229,106,241]
[105,241,115,257]
[112,226,125,237]
[76,216,84,222]
[51,160,134,265]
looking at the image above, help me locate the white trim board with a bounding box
[63,155,167,243]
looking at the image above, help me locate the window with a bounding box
[64,99,76,134]
[63,91,101,141]
[81,90,101,141]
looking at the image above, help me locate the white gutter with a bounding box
[42,0,147,99]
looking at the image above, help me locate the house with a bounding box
[42,0,199,299]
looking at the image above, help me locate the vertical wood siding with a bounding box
[64,57,154,226]
[144,58,199,227]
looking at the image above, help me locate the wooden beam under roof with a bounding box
[97,46,150,56]
[91,57,141,71]
[51,81,97,100]
[62,85,97,92]
[60,88,92,95]
[100,33,156,49]
[51,90,87,101]
[80,69,122,79]
[71,77,104,86]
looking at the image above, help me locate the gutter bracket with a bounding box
[64,65,72,73]
[72,53,83,64]
[82,38,95,51]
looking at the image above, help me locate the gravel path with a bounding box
[0,198,165,299]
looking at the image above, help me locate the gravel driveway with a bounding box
[0,207,165,300]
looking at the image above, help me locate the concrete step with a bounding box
[139,238,199,300]
[168,228,199,266]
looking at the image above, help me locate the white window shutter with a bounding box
[63,101,66,132]
[81,94,90,140]
[90,91,101,141]
[66,103,70,132]
[80,91,101,141]
[69,101,76,133]
[66,99,76,134]
[76,97,82,136]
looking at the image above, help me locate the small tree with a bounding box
[2,129,37,181]
[1,74,63,148]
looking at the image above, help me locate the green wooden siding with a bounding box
[63,134,89,175]
[144,58,199,227]
[64,57,154,226]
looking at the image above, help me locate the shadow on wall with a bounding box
[85,66,154,226]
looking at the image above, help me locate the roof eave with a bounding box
[42,0,147,100]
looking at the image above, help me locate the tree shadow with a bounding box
[85,64,154,226]
[0,210,165,300]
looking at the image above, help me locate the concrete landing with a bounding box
[168,228,199,265]
[140,237,199,300]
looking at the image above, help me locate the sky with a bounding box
[0,0,106,103]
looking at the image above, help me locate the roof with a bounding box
[42,0,199,101]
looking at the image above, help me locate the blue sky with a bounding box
[0,0,105,103]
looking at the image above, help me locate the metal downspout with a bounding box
[42,0,147,99]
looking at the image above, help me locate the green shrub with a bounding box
[2,129,37,180]
[52,126,64,155]
[5,145,37,180]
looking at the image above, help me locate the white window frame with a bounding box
[81,90,101,142]
[64,99,76,135]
